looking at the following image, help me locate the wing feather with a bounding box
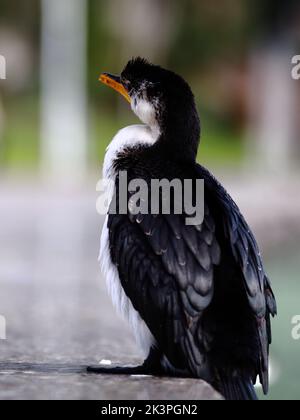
[107,162,276,389]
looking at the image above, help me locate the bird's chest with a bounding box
[99,125,158,355]
[99,216,154,356]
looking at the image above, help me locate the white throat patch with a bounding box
[131,97,161,139]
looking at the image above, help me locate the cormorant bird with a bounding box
[88,58,277,400]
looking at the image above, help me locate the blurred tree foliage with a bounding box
[169,0,251,72]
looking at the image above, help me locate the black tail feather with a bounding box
[217,372,258,400]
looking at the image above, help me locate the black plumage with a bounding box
[89,58,277,400]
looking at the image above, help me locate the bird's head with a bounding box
[100,57,200,160]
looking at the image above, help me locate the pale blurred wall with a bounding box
[246,0,300,174]
[40,0,87,183]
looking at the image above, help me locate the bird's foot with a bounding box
[87,364,154,375]
[87,347,164,376]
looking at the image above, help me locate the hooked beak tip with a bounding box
[99,73,131,104]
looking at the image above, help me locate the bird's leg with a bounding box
[87,347,163,375]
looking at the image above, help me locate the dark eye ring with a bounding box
[122,80,131,90]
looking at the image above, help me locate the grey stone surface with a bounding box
[0,365,221,400]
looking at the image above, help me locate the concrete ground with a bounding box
[0,173,299,400]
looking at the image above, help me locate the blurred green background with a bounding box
[1,0,299,173]
[0,0,300,401]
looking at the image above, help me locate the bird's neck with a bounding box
[155,105,200,162]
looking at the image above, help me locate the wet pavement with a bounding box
[0,180,221,400]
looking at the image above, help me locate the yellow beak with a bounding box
[99,73,131,104]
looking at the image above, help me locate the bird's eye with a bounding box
[122,80,131,91]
